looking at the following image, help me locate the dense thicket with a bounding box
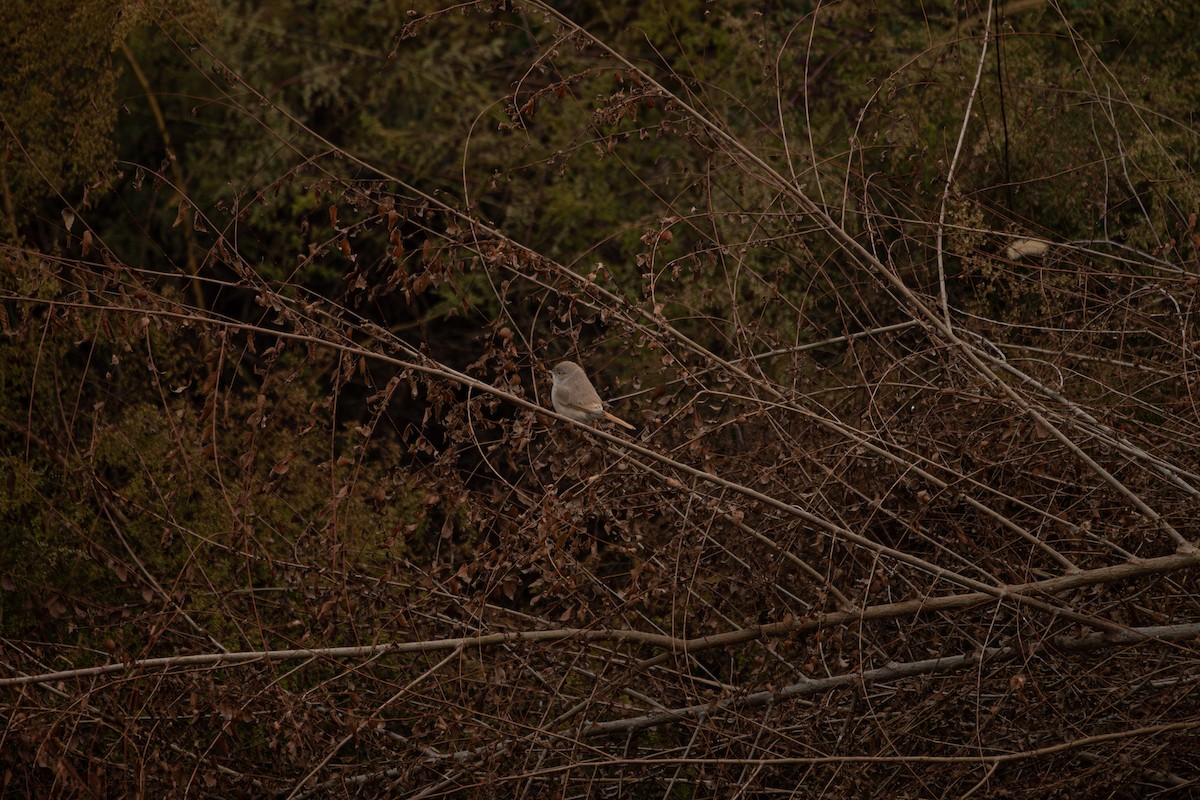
[2,1,1199,797]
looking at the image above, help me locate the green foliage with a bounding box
[0,248,435,645]
[0,0,122,236]
[0,0,217,240]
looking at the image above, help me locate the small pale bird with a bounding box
[1005,238,1050,260]
[549,361,635,430]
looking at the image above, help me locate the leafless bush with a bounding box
[2,1,1199,797]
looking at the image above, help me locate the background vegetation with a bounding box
[3,0,1199,796]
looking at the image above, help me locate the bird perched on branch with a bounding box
[549,361,635,430]
[1005,238,1050,260]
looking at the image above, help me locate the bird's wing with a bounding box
[574,397,604,415]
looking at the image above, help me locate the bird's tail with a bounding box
[604,411,635,430]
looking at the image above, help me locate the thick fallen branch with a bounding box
[583,621,1200,737]
[5,551,1197,689]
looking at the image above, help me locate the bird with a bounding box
[1005,238,1050,260]
[549,361,635,430]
